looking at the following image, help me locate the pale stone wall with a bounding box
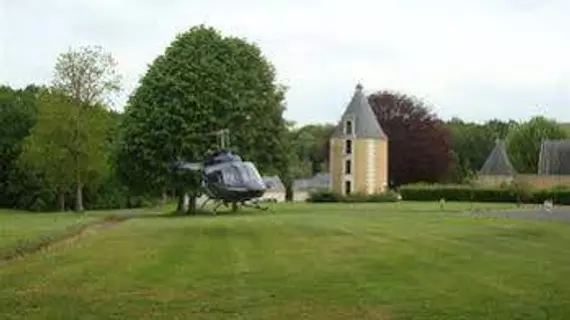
[330,138,344,194]
[354,139,368,194]
[260,191,286,203]
[478,174,570,189]
[375,139,389,193]
[330,138,388,195]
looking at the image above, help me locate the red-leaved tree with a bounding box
[368,91,453,187]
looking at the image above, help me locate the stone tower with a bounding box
[329,84,389,195]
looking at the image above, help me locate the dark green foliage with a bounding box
[0,85,152,212]
[398,183,570,205]
[306,190,400,203]
[0,86,41,208]
[290,123,335,177]
[117,24,290,210]
[306,190,344,203]
[532,189,570,205]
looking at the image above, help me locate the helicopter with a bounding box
[169,129,271,213]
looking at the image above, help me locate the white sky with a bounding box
[1,0,569,126]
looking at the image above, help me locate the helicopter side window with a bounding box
[242,162,264,183]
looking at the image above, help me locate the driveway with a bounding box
[463,206,570,224]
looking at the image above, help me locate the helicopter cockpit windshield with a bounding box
[206,161,265,188]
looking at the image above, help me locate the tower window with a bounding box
[345,140,352,154]
[345,159,352,174]
[345,120,353,135]
[345,180,352,195]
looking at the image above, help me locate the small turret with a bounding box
[329,83,389,196]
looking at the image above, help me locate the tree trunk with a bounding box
[176,191,185,215]
[186,195,197,215]
[161,186,168,207]
[285,183,293,202]
[75,183,84,213]
[57,189,65,212]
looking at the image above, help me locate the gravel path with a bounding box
[463,207,570,224]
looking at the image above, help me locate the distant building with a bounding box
[538,140,570,175]
[261,176,286,202]
[329,83,389,195]
[479,139,517,177]
[293,172,331,191]
[477,139,570,189]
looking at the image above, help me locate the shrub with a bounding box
[364,190,401,203]
[505,180,534,204]
[532,189,570,205]
[306,190,344,203]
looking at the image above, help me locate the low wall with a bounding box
[478,174,570,189]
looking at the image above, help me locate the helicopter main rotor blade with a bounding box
[177,162,203,171]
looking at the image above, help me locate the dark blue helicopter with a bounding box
[171,147,270,213]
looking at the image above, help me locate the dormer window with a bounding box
[344,120,353,135]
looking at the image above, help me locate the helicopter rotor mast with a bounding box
[206,129,230,149]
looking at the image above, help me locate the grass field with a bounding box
[1,202,569,319]
[0,209,99,259]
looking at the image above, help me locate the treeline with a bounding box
[0,50,150,212]
[1,86,123,211]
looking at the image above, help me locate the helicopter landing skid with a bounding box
[241,200,269,211]
[199,197,269,214]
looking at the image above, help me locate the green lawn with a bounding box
[0,209,99,259]
[1,202,569,319]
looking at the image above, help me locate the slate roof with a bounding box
[293,172,331,190]
[331,84,388,139]
[538,140,570,175]
[479,140,517,176]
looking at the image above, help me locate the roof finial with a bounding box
[356,83,363,91]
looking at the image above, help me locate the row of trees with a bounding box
[1,24,568,213]
[0,46,124,212]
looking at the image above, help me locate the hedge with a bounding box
[306,190,400,203]
[398,184,570,205]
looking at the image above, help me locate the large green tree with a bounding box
[117,25,290,213]
[53,45,122,107]
[49,45,122,211]
[506,116,568,173]
[20,90,114,211]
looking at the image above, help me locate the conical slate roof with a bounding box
[538,140,570,175]
[479,140,517,175]
[331,84,388,139]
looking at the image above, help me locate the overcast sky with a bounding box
[1,0,569,126]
